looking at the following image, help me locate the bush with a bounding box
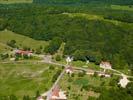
[55,55,61,61]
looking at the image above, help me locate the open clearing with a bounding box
[111,5,133,11]
[0,0,32,4]
[0,30,48,51]
[0,62,61,99]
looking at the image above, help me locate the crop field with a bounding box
[0,0,32,4]
[0,62,61,99]
[0,30,48,51]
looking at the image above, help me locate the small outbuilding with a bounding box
[65,66,74,74]
[100,61,112,70]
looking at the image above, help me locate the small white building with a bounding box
[86,70,94,75]
[98,72,111,78]
[66,56,73,65]
[10,58,15,61]
[100,61,112,70]
[118,74,130,88]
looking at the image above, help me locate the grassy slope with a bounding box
[0,42,12,53]
[0,62,61,98]
[0,30,48,51]
[0,0,32,4]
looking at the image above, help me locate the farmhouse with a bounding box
[65,66,74,74]
[100,61,112,70]
[15,49,33,57]
[50,86,67,100]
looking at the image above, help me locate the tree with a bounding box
[35,90,40,98]
[49,65,55,70]
[55,55,61,61]
[9,94,17,100]
[7,40,16,48]
[126,82,133,97]
[45,37,62,54]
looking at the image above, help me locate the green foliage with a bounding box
[49,65,55,70]
[0,53,9,60]
[55,54,61,61]
[45,37,62,54]
[33,0,133,5]
[0,19,7,30]
[52,70,61,83]
[7,40,16,48]
[98,88,133,100]
[0,2,132,70]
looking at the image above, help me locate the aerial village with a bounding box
[0,47,132,100]
[1,48,132,100]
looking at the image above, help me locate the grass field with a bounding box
[0,0,32,4]
[0,30,48,52]
[0,62,61,99]
[0,42,12,52]
[111,5,133,11]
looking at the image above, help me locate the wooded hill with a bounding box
[33,0,133,5]
[0,3,132,70]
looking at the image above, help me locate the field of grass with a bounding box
[0,62,61,99]
[59,73,117,100]
[0,42,12,53]
[111,5,133,11]
[0,0,32,4]
[0,30,48,51]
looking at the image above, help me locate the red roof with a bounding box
[16,50,32,55]
[51,86,60,97]
[66,66,74,71]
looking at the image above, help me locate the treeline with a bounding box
[0,4,132,70]
[33,0,133,5]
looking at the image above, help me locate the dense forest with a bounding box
[0,2,133,70]
[33,0,133,5]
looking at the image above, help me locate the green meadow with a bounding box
[0,62,61,99]
[0,0,32,4]
[0,30,48,52]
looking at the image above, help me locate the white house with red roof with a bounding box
[50,86,67,100]
[65,66,74,74]
[100,61,112,70]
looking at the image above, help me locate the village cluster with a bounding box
[35,56,131,100]
[5,49,131,100]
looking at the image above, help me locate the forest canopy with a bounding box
[0,2,132,70]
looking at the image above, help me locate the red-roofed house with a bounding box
[50,86,67,100]
[65,66,74,74]
[100,61,112,70]
[15,49,33,57]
